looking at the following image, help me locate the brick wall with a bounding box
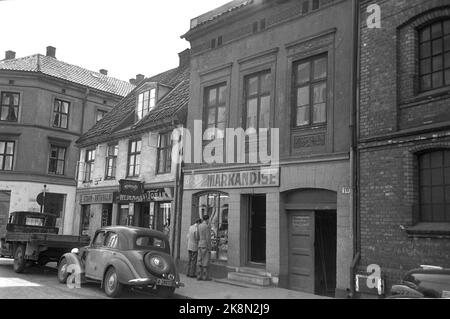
[358,0,450,291]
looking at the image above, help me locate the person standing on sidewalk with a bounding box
[197,214,212,281]
[186,219,201,277]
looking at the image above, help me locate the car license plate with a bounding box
[156,278,173,287]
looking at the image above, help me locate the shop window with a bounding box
[48,145,66,175]
[293,54,328,127]
[52,99,70,129]
[418,149,450,222]
[0,140,15,171]
[159,202,171,235]
[418,19,450,92]
[197,192,229,261]
[80,205,90,236]
[105,144,118,179]
[0,92,19,122]
[127,139,141,177]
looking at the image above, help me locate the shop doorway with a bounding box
[288,210,336,296]
[248,195,266,265]
[101,204,113,227]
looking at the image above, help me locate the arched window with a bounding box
[418,149,450,222]
[418,19,450,91]
[196,192,229,261]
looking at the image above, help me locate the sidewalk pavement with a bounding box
[176,274,330,299]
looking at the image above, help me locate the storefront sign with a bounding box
[119,180,144,196]
[184,168,280,190]
[115,188,173,203]
[80,193,114,204]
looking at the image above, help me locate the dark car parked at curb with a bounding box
[57,226,184,298]
[388,265,450,299]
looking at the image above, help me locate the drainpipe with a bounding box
[81,88,90,135]
[349,0,361,298]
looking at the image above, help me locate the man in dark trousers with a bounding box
[186,218,201,277]
[197,214,212,280]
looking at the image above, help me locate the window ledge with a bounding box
[406,223,450,238]
[400,86,450,109]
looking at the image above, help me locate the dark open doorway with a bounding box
[314,210,337,297]
[249,194,266,264]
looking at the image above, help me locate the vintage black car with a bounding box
[388,265,450,298]
[57,226,183,298]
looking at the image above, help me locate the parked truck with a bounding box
[0,211,90,273]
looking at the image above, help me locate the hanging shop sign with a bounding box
[80,193,114,204]
[115,188,173,203]
[119,180,144,196]
[184,168,280,190]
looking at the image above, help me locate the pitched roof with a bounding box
[184,0,253,34]
[0,54,135,97]
[76,64,189,146]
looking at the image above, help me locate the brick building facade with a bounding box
[357,0,450,293]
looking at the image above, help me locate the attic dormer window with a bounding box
[137,88,156,120]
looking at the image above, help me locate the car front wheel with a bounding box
[155,286,175,298]
[104,267,123,298]
[13,245,26,273]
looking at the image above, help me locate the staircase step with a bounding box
[237,267,271,277]
[214,278,268,289]
[227,272,271,287]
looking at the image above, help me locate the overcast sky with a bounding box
[0,0,230,81]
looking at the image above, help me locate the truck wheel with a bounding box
[13,245,26,273]
[155,286,175,298]
[104,267,123,298]
[57,258,69,284]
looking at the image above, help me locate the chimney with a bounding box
[136,74,145,83]
[99,69,108,76]
[178,49,191,68]
[46,46,56,58]
[4,50,16,60]
[129,78,137,85]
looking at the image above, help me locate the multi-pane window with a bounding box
[137,89,156,120]
[127,139,141,177]
[204,84,227,140]
[53,99,70,129]
[0,141,15,171]
[293,55,328,127]
[419,19,450,91]
[96,109,108,122]
[1,92,19,122]
[105,144,118,179]
[48,145,66,175]
[244,71,271,131]
[84,148,96,182]
[157,132,172,174]
[419,150,450,222]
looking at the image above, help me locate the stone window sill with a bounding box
[400,86,450,109]
[406,223,450,238]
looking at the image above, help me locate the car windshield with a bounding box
[135,236,165,249]
[404,272,450,298]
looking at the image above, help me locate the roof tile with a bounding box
[0,54,135,96]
